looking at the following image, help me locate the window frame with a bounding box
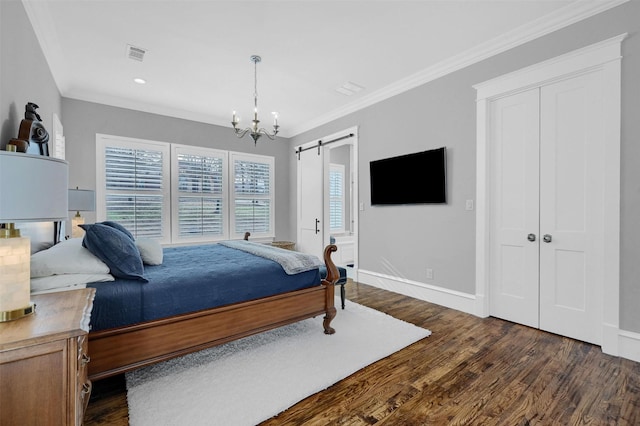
[96,134,172,244]
[229,152,275,240]
[96,134,275,245]
[170,144,229,244]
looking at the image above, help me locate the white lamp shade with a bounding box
[0,152,69,222]
[68,188,95,212]
[0,152,68,321]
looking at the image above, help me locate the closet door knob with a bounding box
[527,233,536,242]
[543,234,552,243]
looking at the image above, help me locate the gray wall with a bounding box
[1,0,292,242]
[2,0,639,333]
[1,0,62,150]
[61,99,293,240]
[1,0,63,249]
[289,1,640,333]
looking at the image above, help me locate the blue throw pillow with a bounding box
[80,223,148,283]
[100,221,135,241]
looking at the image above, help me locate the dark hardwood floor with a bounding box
[84,282,640,425]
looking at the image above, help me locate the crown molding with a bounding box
[21,0,628,139]
[288,0,629,137]
[64,90,235,131]
[64,90,299,138]
[21,0,70,94]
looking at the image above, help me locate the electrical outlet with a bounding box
[465,199,474,211]
[359,202,364,211]
[426,268,434,280]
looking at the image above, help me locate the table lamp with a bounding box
[68,187,96,238]
[0,151,68,321]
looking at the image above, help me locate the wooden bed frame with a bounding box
[87,244,339,381]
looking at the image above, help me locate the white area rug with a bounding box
[126,299,431,426]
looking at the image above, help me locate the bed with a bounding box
[30,225,339,381]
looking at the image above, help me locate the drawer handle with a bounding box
[81,353,91,365]
[82,382,92,396]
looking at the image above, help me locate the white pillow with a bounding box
[135,238,164,265]
[31,283,87,295]
[30,238,110,278]
[30,273,114,293]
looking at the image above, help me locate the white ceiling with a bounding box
[23,0,622,137]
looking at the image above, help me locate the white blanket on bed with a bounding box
[219,241,323,274]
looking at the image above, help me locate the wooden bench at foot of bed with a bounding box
[88,245,339,381]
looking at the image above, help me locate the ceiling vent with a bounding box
[335,81,364,96]
[126,44,147,62]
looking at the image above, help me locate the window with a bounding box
[329,163,345,233]
[230,153,274,239]
[97,135,171,242]
[97,134,274,244]
[172,145,228,243]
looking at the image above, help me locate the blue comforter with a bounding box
[87,244,321,331]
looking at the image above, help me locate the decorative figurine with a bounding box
[8,102,50,155]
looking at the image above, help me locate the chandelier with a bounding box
[231,55,279,145]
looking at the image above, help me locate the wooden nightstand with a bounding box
[0,288,95,426]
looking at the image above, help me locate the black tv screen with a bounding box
[370,147,446,205]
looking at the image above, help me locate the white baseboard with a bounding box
[357,269,476,315]
[358,269,640,364]
[602,323,620,357]
[618,330,640,363]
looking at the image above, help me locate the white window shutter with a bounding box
[101,142,168,239]
[97,135,274,244]
[329,164,345,233]
[231,154,275,239]
[173,148,228,242]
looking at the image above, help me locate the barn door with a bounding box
[296,143,324,259]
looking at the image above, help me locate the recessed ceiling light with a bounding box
[133,78,146,85]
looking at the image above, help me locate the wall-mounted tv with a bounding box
[370,147,446,205]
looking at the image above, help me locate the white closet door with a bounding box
[296,147,324,259]
[539,72,604,345]
[489,89,541,329]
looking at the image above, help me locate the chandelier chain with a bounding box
[254,58,258,102]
